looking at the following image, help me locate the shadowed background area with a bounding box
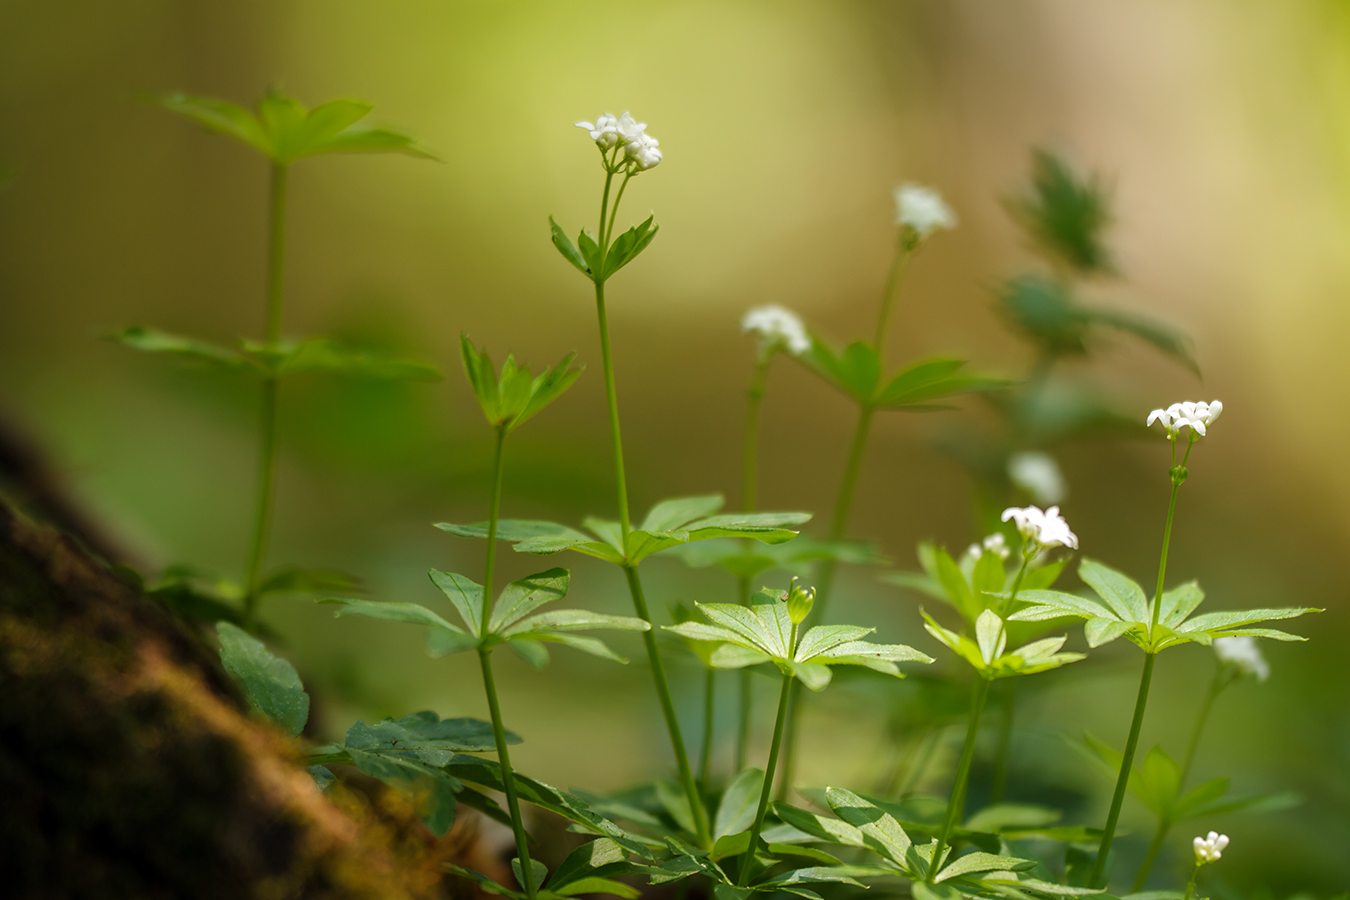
[1,1,1347,895]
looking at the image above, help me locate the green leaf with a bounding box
[506,609,650,636]
[511,858,548,894]
[578,229,603,274]
[935,850,1035,881]
[437,519,591,542]
[345,745,462,836]
[515,632,632,664]
[216,621,309,736]
[603,215,659,279]
[1171,777,1228,820]
[491,568,570,633]
[154,93,271,155]
[934,547,980,623]
[1078,558,1149,623]
[1181,606,1318,636]
[640,495,726,532]
[258,567,361,596]
[317,595,475,656]
[771,802,866,849]
[548,838,630,890]
[429,569,485,636]
[656,780,697,836]
[824,787,912,864]
[715,768,764,839]
[346,711,517,760]
[1135,746,1182,816]
[800,339,881,404]
[910,883,963,900]
[550,216,591,275]
[272,338,441,381]
[109,326,249,369]
[1008,148,1115,277]
[307,765,335,791]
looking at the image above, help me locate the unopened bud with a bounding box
[787,584,816,624]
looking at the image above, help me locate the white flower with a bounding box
[1214,636,1269,682]
[1008,452,1068,505]
[1147,400,1223,438]
[741,305,810,357]
[625,132,662,170]
[894,183,957,238]
[1193,831,1229,864]
[965,533,1011,563]
[576,113,620,149]
[1002,505,1079,551]
[615,111,647,144]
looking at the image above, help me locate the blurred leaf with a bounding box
[307,765,335,791]
[346,710,517,760]
[1008,148,1115,277]
[270,338,441,381]
[714,768,764,839]
[258,567,361,596]
[215,621,309,736]
[155,90,438,163]
[109,326,249,369]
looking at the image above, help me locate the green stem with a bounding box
[1133,667,1225,891]
[700,667,716,788]
[1090,652,1157,888]
[776,404,874,798]
[624,565,712,847]
[896,726,939,797]
[739,670,794,886]
[928,677,992,880]
[242,162,289,624]
[873,240,911,359]
[743,359,769,513]
[594,284,631,538]
[736,576,753,773]
[1150,483,1181,632]
[481,426,507,636]
[1182,861,1200,900]
[605,171,633,247]
[479,648,537,900]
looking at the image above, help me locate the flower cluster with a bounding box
[965,532,1010,562]
[575,111,662,169]
[1214,635,1270,682]
[1147,400,1223,438]
[742,305,810,358]
[1002,504,1078,552]
[1193,831,1229,864]
[1008,451,1068,505]
[894,183,957,238]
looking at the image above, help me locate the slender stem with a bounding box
[264,163,287,345]
[624,565,712,847]
[605,171,634,247]
[242,162,290,624]
[594,285,631,538]
[735,362,768,774]
[1182,862,1200,900]
[699,668,716,788]
[1150,483,1180,631]
[481,427,507,635]
[928,677,992,880]
[739,671,794,886]
[1090,652,1157,888]
[1133,667,1225,891]
[873,239,911,359]
[777,404,874,797]
[736,576,753,773]
[479,648,537,900]
[897,726,940,797]
[742,360,769,513]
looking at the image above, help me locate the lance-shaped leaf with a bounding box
[550,216,591,275]
[439,496,810,567]
[461,335,583,433]
[603,215,659,279]
[156,91,438,163]
[665,590,930,691]
[109,326,251,369]
[922,608,1084,680]
[322,567,646,664]
[1006,558,1318,653]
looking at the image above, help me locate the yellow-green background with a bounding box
[1,1,1346,895]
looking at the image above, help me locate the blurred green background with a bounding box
[1,1,1347,895]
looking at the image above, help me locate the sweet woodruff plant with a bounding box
[130,95,1318,900]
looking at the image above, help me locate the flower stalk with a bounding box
[735,355,770,772]
[243,161,289,626]
[738,667,795,886]
[927,676,992,880]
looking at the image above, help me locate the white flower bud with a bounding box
[576,113,620,149]
[1001,505,1078,552]
[1193,831,1229,864]
[1147,400,1223,438]
[625,132,662,170]
[741,305,810,357]
[894,183,957,238]
[1214,636,1269,682]
[1008,451,1068,505]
